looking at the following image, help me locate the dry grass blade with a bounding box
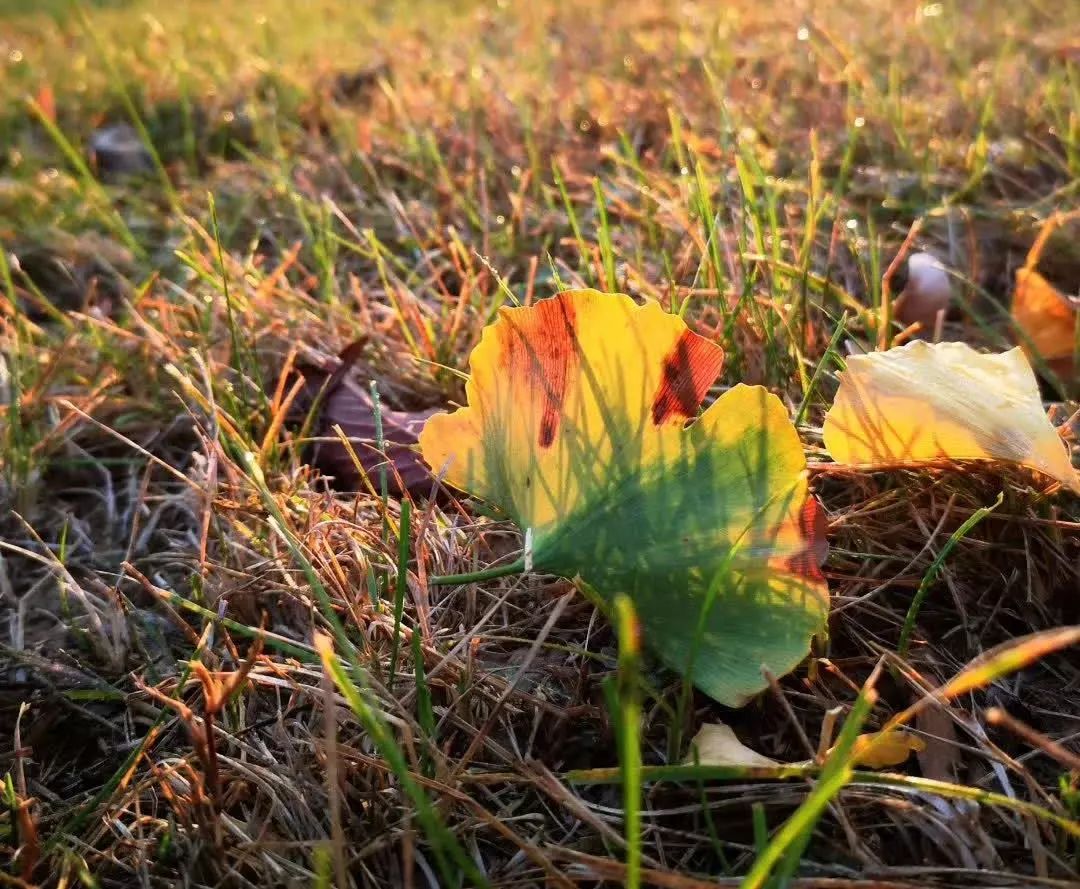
[550,849,928,889]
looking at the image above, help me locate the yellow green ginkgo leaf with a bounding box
[822,340,1080,494]
[420,289,830,706]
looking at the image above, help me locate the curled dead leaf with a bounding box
[283,342,436,496]
[313,376,436,495]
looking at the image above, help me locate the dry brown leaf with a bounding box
[915,705,961,782]
[283,342,436,496]
[823,340,1080,494]
[314,376,436,495]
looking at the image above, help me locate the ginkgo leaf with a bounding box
[842,730,925,769]
[1012,267,1078,376]
[822,341,1080,494]
[686,723,781,767]
[421,289,829,706]
[1010,210,1080,379]
[687,722,923,769]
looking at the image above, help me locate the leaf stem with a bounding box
[429,558,527,586]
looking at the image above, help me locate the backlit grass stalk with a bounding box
[613,594,644,889]
[315,634,489,888]
[245,453,484,885]
[756,683,875,889]
[594,178,617,291]
[75,6,181,209]
[794,313,849,426]
[389,497,412,685]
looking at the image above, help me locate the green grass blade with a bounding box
[614,594,643,889]
[899,492,1003,657]
[389,497,411,685]
[316,635,489,888]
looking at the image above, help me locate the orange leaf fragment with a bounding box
[1011,211,1080,379]
[841,730,926,769]
[1012,267,1079,377]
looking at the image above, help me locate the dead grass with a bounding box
[1,0,1079,885]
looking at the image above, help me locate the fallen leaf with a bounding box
[843,730,926,769]
[315,376,436,496]
[686,722,781,767]
[1012,267,1078,378]
[915,704,961,782]
[822,340,1080,494]
[420,289,829,706]
[688,721,922,769]
[284,343,436,496]
[1010,210,1080,380]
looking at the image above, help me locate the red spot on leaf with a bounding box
[501,293,579,449]
[785,497,829,581]
[650,330,725,425]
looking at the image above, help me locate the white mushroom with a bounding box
[895,252,952,336]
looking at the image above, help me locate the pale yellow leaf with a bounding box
[823,341,1080,494]
[686,723,781,767]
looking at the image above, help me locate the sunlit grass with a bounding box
[1,0,1077,884]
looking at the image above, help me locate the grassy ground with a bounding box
[2,0,1080,886]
